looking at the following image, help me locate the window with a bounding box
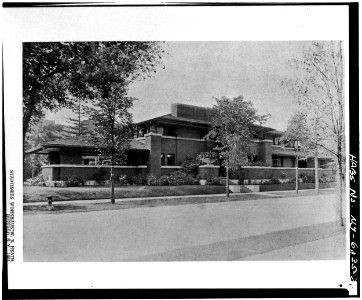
[166,153,175,166]
[272,158,282,167]
[273,137,281,145]
[163,126,176,136]
[319,159,326,168]
[161,153,165,166]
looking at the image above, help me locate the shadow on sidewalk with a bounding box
[123,221,346,261]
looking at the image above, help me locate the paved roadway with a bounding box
[24,192,346,261]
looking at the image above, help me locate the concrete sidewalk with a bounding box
[23,188,336,207]
[24,191,342,261]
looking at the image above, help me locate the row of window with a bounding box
[273,137,300,148]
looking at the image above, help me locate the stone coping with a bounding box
[199,165,220,168]
[161,166,182,169]
[240,166,331,170]
[42,164,147,168]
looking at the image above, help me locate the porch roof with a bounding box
[26,137,149,154]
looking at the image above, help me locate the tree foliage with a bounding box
[207,96,269,197]
[282,41,344,165]
[23,42,165,141]
[207,95,270,168]
[81,42,165,203]
[24,120,66,180]
[282,41,345,225]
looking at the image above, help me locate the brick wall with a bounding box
[161,137,217,165]
[239,167,335,180]
[42,165,148,181]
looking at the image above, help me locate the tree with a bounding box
[281,112,313,193]
[87,87,134,204]
[63,97,92,137]
[283,41,345,226]
[23,42,165,143]
[207,96,269,197]
[83,42,165,204]
[24,120,66,180]
[23,43,92,142]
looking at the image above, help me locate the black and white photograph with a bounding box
[3,2,357,296]
[22,40,346,262]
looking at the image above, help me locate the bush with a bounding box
[64,176,85,187]
[169,170,198,185]
[118,175,133,185]
[147,171,198,186]
[27,173,46,186]
[268,177,281,184]
[129,174,147,185]
[207,177,221,185]
[319,173,334,183]
[147,175,159,186]
[300,174,315,183]
[91,168,109,183]
[181,156,200,177]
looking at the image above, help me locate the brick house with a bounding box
[27,103,332,182]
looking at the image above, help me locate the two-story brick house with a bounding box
[27,103,332,182]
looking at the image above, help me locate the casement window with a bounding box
[272,158,282,167]
[273,137,281,145]
[161,153,165,166]
[166,153,175,166]
[163,126,176,137]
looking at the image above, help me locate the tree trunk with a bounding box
[295,157,299,193]
[23,84,38,143]
[226,162,230,198]
[314,151,319,193]
[110,156,115,204]
[336,155,344,227]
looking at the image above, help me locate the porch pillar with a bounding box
[145,133,162,176]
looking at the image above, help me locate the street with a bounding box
[24,192,346,261]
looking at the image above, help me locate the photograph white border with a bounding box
[3,3,351,291]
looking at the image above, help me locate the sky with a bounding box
[47,41,309,131]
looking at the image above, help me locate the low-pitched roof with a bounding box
[26,136,149,154]
[135,113,212,127]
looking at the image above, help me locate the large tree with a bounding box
[207,96,269,197]
[281,112,314,193]
[87,87,134,204]
[283,41,345,226]
[83,42,165,204]
[24,120,66,180]
[23,42,165,142]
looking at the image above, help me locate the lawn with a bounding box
[23,185,227,203]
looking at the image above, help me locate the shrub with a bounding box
[130,174,147,185]
[64,176,85,187]
[319,173,334,183]
[91,168,109,183]
[268,177,281,184]
[118,175,134,185]
[206,177,221,185]
[169,170,198,185]
[157,175,171,186]
[147,175,159,186]
[300,174,315,183]
[27,173,46,186]
[147,171,198,186]
[181,156,200,177]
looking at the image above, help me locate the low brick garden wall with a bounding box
[238,167,335,181]
[243,182,336,192]
[42,165,148,181]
